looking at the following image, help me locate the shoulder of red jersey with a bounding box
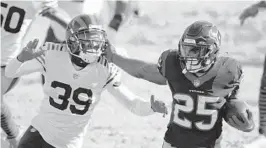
[97,56,121,88]
[157,49,177,76]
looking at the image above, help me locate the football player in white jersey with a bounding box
[42,0,140,84]
[1,0,72,147]
[5,14,167,148]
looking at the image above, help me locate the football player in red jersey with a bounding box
[239,0,266,137]
[104,21,255,148]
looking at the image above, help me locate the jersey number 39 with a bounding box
[49,81,93,115]
[1,2,25,33]
[173,94,219,131]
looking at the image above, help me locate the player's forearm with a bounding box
[112,54,149,78]
[130,97,154,116]
[5,57,42,78]
[112,53,167,85]
[108,85,154,116]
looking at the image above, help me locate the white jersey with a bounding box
[4,41,156,147]
[5,45,155,147]
[32,42,120,148]
[1,0,57,66]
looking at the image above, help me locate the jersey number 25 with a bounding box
[49,81,93,115]
[173,94,219,131]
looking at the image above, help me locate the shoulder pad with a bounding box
[157,49,177,76]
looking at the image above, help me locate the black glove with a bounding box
[108,14,123,31]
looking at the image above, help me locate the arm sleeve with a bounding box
[5,57,44,78]
[157,50,170,77]
[107,83,154,116]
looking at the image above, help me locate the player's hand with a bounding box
[239,5,259,25]
[150,95,168,117]
[17,39,45,62]
[227,110,255,132]
[259,126,266,137]
[103,41,117,62]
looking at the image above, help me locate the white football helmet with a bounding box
[66,14,107,64]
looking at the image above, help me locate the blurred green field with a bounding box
[2,1,266,148]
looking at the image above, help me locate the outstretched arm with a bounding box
[107,84,167,116]
[110,54,167,85]
[107,84,153,116]
[104,62,167,116]
[5,39,46,78]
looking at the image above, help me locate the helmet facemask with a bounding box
[178,40,218,73]
[178,21,221,73]
[66,27,106,64]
